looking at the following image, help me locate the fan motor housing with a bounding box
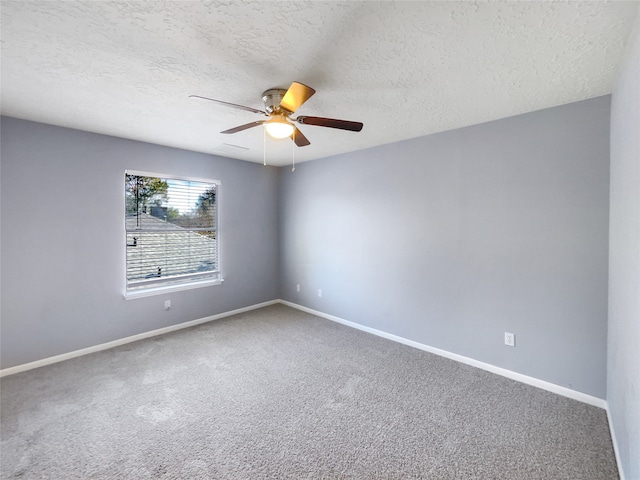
[262,89,288,114]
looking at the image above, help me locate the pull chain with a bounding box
[263,127,267,166]
[291,130,296,172]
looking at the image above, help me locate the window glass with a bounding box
[125,172,220,294]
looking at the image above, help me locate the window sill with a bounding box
[124,278,223,300]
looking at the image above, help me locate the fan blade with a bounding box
[291,127,311,147]
[189,95,266,115]
[221,120,265,134]
[296,116,363,132]
[279,82,316,114]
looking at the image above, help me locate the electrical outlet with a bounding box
[318,289,322,297]
[504,332,515,347]
[164,300,171,310]
[296,284,300,292]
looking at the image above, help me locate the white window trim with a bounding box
[123,277,224,300]
[123,170,222,299]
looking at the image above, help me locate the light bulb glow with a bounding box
[264,116,294,139]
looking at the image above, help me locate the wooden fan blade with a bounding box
[291,126,311,147]
[221,120,265,134]
[189,95,266,115]
[296,116,363,132]
[280,82,316,114]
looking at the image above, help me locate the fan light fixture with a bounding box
[190,81,363,149]
[264,115,294,139]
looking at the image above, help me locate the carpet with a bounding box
[0,304,618,479]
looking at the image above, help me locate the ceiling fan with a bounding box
[190,81,363,147]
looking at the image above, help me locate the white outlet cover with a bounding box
[504,332,515,347]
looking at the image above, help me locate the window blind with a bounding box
[125,172,220,292]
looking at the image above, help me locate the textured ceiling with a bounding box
[1,1,638,167]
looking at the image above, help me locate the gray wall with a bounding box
[0,117,280,368]
[608,9,640,480]
[0,97,615,401]
[279,96,611,399]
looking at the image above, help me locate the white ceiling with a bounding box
[1,1,638,167]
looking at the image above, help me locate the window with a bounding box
[125,171,220,297]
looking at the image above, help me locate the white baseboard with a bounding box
[606,406,626,480]
[0,297,608,411]
[280,300,608,410]
[0,299,279,378]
